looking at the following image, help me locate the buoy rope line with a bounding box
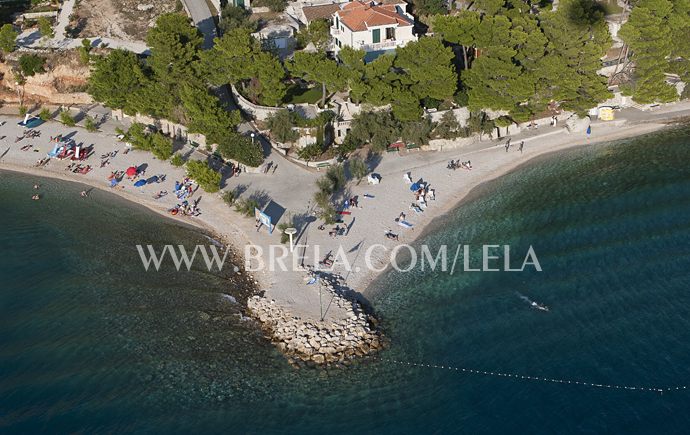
[379,358,689,394]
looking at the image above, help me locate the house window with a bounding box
[386,27,395,40]
[335,17,339,28]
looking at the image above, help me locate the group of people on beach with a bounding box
[174,178,198,201]
[447,160,472,170]
[169,198,201,217]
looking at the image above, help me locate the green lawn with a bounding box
[283,85,322,105]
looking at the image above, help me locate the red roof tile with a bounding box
[337,1,413,32]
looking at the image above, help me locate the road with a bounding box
[180,0,217,50]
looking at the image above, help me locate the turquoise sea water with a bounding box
[2,126,690,434]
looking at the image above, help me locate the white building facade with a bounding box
[331,1,416,59]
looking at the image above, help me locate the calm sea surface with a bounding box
[1,126,690,434]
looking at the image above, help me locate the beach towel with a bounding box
[398,220,414,229]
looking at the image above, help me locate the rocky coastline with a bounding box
[247,273,385,367]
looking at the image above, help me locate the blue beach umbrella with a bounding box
[134,179,147,187]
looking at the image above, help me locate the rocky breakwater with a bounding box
[247,273,384,366]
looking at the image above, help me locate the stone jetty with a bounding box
[247,273,384,366]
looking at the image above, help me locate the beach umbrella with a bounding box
[109,179,119,187]
[134,179,147,187]
[126,166,137,176]
[146,176,159,184]
[410,182,420,192]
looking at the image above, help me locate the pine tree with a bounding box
[619,0,679,103]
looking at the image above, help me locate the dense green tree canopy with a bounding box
[88,49,148,114]
[0,24,17,53]
[202,28,286,106]
[179,84,242,144]
[216,132,264,167]
[395,37,458,101]
[619,0,687,103]
[19,54,46,77]
[219,4,257,34]
[289,52,344,106]
[296,19,331,51]
[146,13,203,88]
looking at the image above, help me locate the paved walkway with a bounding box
[180,0,217,50]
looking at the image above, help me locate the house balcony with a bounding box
[360,39,405,52]
[331,27,341,36]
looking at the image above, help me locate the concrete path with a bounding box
[180,0,217,50]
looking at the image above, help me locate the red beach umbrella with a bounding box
[126,166,137,176]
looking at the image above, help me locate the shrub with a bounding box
[216,132,263,167]
[170,154,185,167]
[401,118,434,146]
[325,164,345,192]
[37,16,53,39]
[150,133,173,160]
[19,54,46,77]
[313,165,345,224]
[318,202,337,224]
[277,214,296,244]
[126,123,173,160]
[297,143,322,161]
[0,23,18,53]
[221,190,236,205]
[84,116,97,132]
[59,110,76,126]
[186,160,221,193]
[434,110,461,139]
[18,106,27,117]
[78,38,91,65]
[234,198,259,217]
[348,157,368,183]
[266,109,299,143]
[252,0,287,12]
[38,108,51,121]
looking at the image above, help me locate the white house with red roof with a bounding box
[330,0,416,60]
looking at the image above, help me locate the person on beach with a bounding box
[272,164,278,174]
[505,141,510,152]
[519,141,524,154]
[586,125,592,140]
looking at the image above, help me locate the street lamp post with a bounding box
[250,132,255,146]
[284,227,297,253]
